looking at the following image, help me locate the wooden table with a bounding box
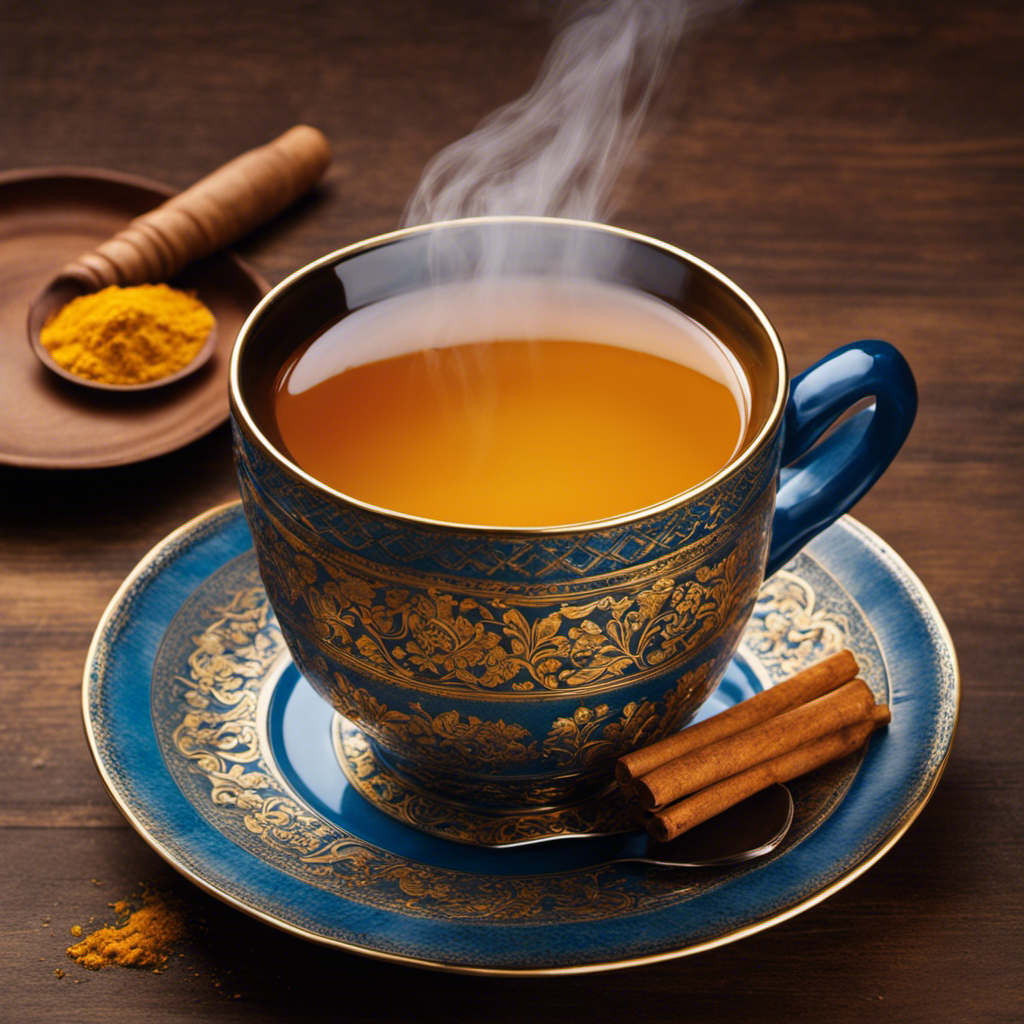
[2,1,1020,1019]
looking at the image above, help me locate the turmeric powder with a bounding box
[40,283,215,386]
[67,891,185,971]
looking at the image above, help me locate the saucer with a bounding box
[84,502,958,974]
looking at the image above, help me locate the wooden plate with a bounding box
[0,168,269,468]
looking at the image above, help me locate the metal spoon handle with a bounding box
[58,125,331,290]
[596,783,794,868]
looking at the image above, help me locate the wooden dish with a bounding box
[0,168,269,468]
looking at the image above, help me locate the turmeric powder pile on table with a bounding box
[40,283,214,386]
[67,890,185,971]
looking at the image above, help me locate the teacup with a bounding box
[229,217,916,840]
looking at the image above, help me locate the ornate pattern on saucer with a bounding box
[84,502,958,974]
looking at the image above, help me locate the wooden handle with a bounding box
[60,125,331,289]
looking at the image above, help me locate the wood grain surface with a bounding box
[1,1,1021,1021]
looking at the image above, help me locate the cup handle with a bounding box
[766,340,917,577]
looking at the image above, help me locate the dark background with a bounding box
[1,1,1021,1021]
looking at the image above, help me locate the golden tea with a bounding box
[271,279,748,527]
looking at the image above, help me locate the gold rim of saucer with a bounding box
[229,216,788,537]
[331,715,641,847]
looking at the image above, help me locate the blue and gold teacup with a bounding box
[230,218,916,843]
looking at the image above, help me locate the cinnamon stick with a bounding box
[615,649,859,790]
[635,677,877,810]
[647,703,892,844]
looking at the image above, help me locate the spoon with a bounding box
[607,783,794,867]
[28,279,219,392]
[498,783,795,868]
[27,124,331,392]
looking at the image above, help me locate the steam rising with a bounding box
[403,0,739,230]
[344,0,756,441]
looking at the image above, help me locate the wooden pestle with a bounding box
[57,125,331,290]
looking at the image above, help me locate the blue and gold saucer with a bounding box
[84,502,958,974]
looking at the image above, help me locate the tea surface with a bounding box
[273,337,742,527]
